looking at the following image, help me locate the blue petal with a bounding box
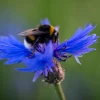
[4,56,25,64]
[54,24,99,63]
[32,70,43,82]
[74,56,81,64]
[69,24,96,42]
[16,58,45,72]
[40,18,50,25]
[0,35,32,64]
[43,69,48,77]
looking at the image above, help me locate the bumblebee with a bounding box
[19,24,59,54]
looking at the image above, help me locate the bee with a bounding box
[18,22,59,55]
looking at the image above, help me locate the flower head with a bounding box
[0,19,99,82]
[16,41,55,82]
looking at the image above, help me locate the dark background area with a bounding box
[0,0,100,100]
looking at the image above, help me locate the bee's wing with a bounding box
[18,28,46,36]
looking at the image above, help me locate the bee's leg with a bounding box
[35,38,48,53]
[56,38,59,45]
[36,44,45,53]
[42,43,46,53]
[33,37,42,52]
[32,45,37,54]
[32,39,39,53]
[28,38,40,58]
[28,45,37,58]
[56,34,59,45]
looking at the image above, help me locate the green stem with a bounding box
[54,83,66,100]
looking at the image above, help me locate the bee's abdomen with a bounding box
[25,36,35,44]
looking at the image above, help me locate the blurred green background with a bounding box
[0,0,100,100]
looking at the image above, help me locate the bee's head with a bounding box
[52,30,59,43]
[51,26,59,43]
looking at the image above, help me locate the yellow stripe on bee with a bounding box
[50,25,55,35]
[29,36,35,41]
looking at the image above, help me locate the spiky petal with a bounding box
[0,35,32,64]
[54,24,99,64]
